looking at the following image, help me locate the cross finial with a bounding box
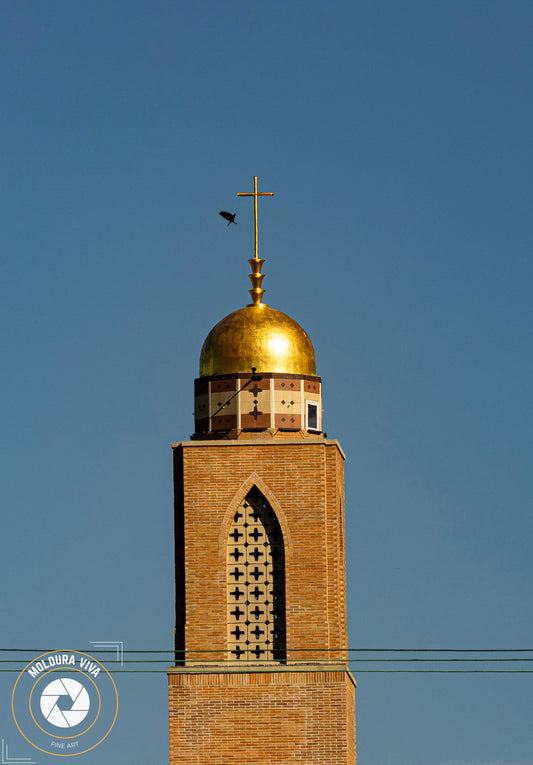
[237,176,274,305]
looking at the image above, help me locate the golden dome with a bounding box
[199,303,316,377]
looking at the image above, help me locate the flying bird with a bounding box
[219,211,237,226]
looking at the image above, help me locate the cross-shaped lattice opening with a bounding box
[226,487,286,663]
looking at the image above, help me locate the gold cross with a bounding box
[237,176,274,259]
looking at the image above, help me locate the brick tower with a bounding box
[168,177,356,764]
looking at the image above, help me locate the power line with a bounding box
[1,647,533,674]
[3,657,532,663]
[0,668,532,674]
[1,647,532,653]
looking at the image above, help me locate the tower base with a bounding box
[168,665,356,765]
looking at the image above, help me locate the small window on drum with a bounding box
[306,401,320,432]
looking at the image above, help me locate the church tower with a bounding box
[168,178,356,764]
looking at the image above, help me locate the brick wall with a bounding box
[169,437,355,763]
[168,669,356,765]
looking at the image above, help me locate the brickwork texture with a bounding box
[169,437,356,764]
[168,669,356,765]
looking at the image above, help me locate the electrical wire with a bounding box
[1,647,532,674]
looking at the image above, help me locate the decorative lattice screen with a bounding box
[226,487,286,662]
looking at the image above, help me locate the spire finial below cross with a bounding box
[237,176,274,305]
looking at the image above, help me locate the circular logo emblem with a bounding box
[40,678,91,728]
[12,650,118,756]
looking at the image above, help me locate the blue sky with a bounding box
[1,1,532,764]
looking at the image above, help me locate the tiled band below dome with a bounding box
[193,372,322,438]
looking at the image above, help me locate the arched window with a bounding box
[226,486,286,662]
